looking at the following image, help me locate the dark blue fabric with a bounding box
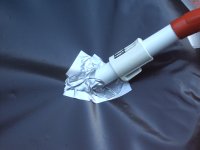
[0,0,200,150]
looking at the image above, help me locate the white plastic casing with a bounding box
[109,38,153,82]
[95,25,178,85]
[95,38,153,85]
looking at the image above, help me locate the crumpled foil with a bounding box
[63,51,132,103]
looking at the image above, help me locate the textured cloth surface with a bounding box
[0,0,200,150]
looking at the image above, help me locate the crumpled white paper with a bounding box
[63,50,132,103]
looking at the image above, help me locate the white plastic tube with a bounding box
[143,25,178,56]
[95,25,178,85]
[95,7,200,85]
[95,63,118,85]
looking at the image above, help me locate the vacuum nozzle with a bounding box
[95,8,200,85]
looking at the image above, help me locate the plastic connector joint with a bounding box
[109,38,153,82]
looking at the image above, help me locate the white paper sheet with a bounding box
[182,0,200,49]
[63,51,132,103]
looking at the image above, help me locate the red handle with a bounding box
[171,7,200,39]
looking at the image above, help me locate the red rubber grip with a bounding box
[171,7,200,39]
